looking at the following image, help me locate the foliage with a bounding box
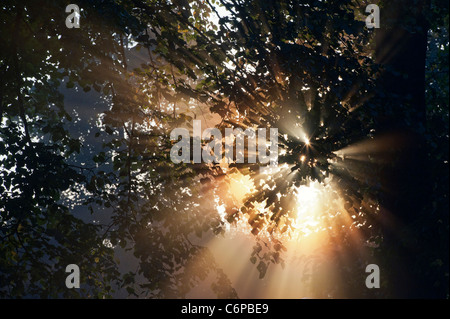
[0,0,448,298]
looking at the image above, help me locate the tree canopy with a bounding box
[0,0,448,298]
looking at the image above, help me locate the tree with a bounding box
[1,0,447,298]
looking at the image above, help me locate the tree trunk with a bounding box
[374,0,433,298]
